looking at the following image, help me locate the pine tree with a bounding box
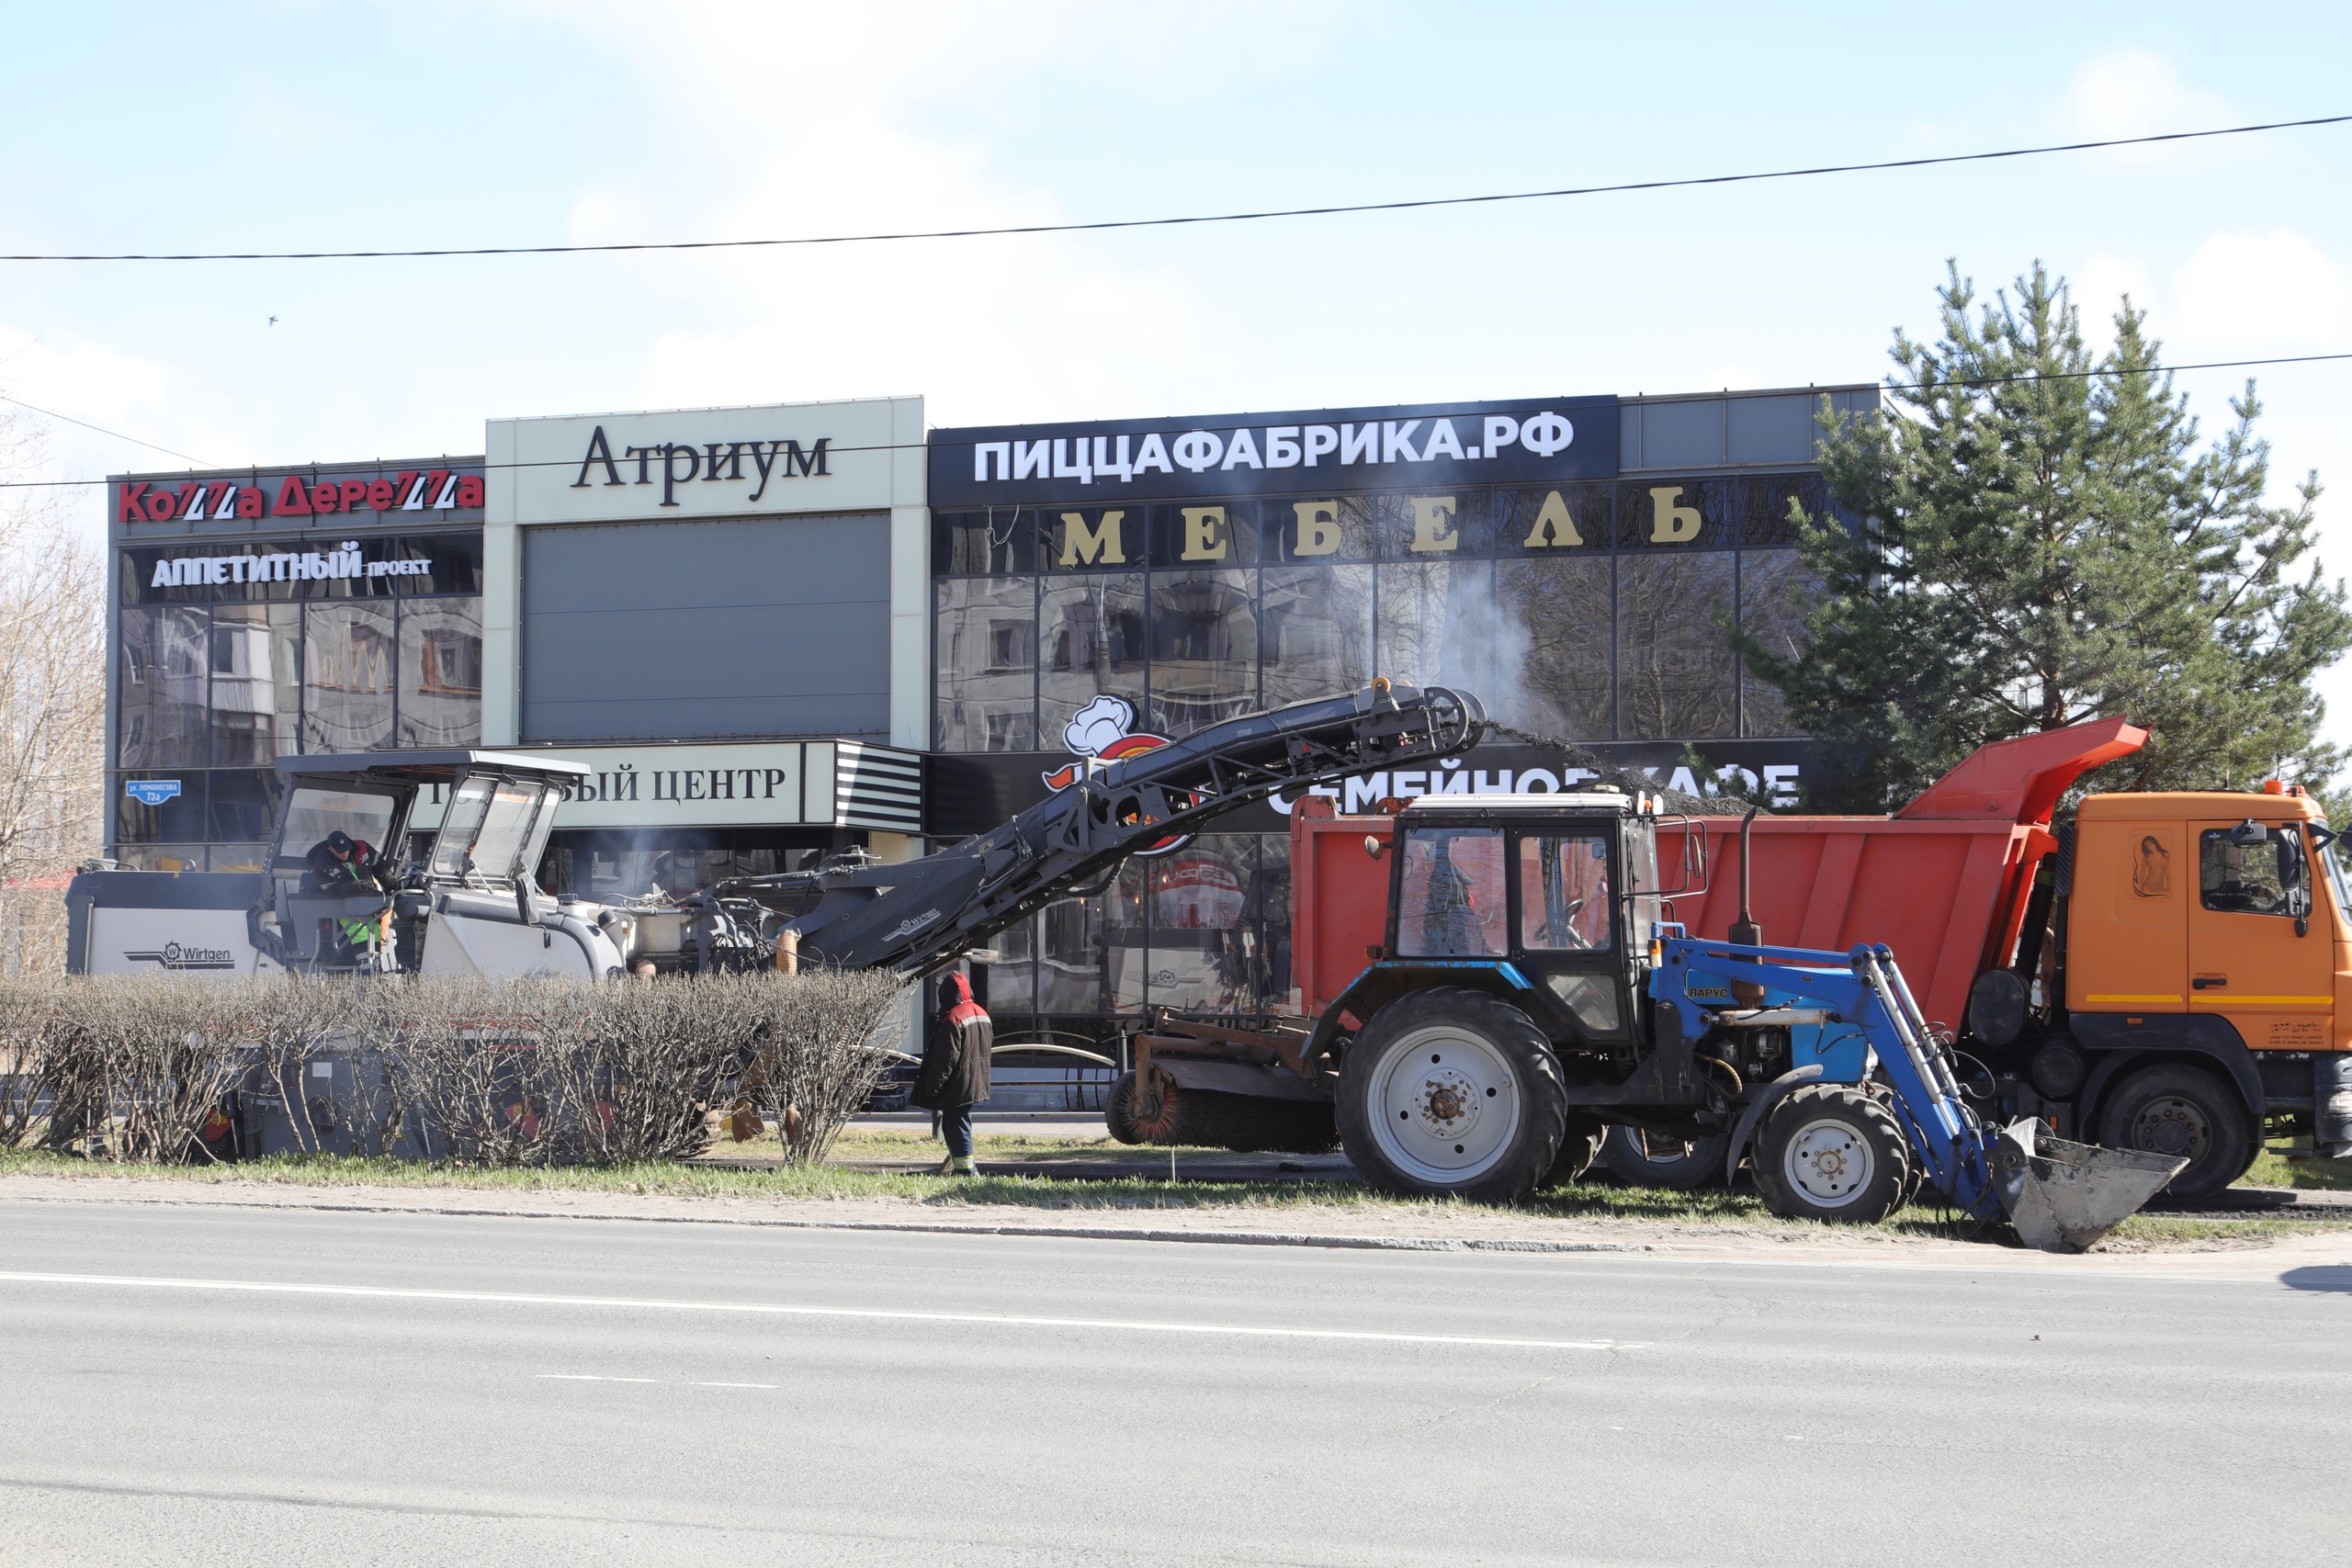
[1745,262,2352,811]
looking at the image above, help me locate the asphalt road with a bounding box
[1,1201,2346,1567]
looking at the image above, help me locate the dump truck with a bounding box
[1193,716,2352,1201]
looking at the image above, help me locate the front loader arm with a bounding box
[784,682,1485,978]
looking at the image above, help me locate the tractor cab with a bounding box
[1336,791,1676,1054]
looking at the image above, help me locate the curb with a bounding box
[0,1185,1657,1256]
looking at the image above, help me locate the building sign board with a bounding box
[404,740,922,832]
[495,399,916,523]
[930,395,1620,507]
[115,468,483,526]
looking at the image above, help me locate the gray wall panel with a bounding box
[1637,400,1724,468]
[1725,393,1815,465]
[521,514,889,741]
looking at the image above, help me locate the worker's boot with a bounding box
[933,1155,956,1177]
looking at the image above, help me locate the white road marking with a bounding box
[0,1270,1634,1352]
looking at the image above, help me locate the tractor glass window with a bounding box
[2199,824,2309,917]
[1396,827,1507,958]
[1517,835,1614,952]
[428,776,495,879]
[465,781,552,884]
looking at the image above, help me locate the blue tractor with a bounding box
[1291,791,2183,1249]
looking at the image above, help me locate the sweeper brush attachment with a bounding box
[1993,1119,2189,1253]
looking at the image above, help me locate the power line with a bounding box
[0,391,215,468]
[5,114,2346,265]
[2,349,2346,491]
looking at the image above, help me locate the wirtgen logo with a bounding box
[126,942,237,972]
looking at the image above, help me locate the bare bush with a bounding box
[363,976,571,1166]
[236,976,395,1156]
[557,975,765,1164]
[0,976,74,1146]
[744,968,909,1166]
[66,977,251,1162]
[3,968,908,1169]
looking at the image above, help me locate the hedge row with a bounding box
[0,970,909,1168]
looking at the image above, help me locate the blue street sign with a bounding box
[124,779,184,807]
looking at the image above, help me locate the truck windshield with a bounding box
[2316,824,2352,922]
[1396,827,1506,958]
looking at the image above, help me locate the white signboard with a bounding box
[412,743,808,829]
[492,398,916,524]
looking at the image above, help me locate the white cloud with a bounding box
[2173,230,2352,350]
[525,0,1340,424]
[2059,50,2228,141]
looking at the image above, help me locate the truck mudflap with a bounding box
[1992,1119,2188,1253]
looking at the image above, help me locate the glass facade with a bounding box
[931,472,1826,1043]
[933,476,1823,751]
[108,528,484,869]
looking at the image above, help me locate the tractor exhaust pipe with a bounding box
[1729,807,1764,1007]
[1992,1120,2188,1253]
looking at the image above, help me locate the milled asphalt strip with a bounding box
[0,1187,1654,1254]
[0,1270,1637,1352]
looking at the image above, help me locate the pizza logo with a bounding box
[1041,695,1189,856]
[1041,696,1169,789]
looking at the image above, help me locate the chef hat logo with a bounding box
[1062,695,1136,758]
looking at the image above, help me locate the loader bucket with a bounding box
[1991,1119,2188,1253]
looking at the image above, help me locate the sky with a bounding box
[5,2,2349,734]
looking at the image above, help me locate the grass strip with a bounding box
[0,1144,2335,1250]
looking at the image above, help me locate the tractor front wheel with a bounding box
[1754,1086,1910,1224]
[1336,987,1568,1203]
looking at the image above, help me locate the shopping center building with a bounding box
[106,382,1871,1043]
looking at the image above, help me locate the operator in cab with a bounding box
[303,829,392,964]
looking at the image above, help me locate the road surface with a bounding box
[0,1197,2345,1566]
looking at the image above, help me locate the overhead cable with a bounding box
[2,114,2345,264]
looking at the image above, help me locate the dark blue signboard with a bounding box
[930,395,1619,508]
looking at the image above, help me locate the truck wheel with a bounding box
[2096,1065,2252,1202]
[1754,1086,1909,1224]
[1336,987,1568,1202]
[1540,1115,1606,1189]
[1600,1123,1730,1191]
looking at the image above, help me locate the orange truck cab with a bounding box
[2054,787,2352,1190]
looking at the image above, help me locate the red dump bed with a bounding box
[1289,719,2145,1032]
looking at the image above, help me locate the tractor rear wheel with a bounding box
[1335,987,1568,1202]
[1600,1124,1731,1190]
[1755,1086,1910,1224]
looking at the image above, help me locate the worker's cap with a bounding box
[325,831,356,854]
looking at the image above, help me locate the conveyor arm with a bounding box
[783,682,1485,976]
